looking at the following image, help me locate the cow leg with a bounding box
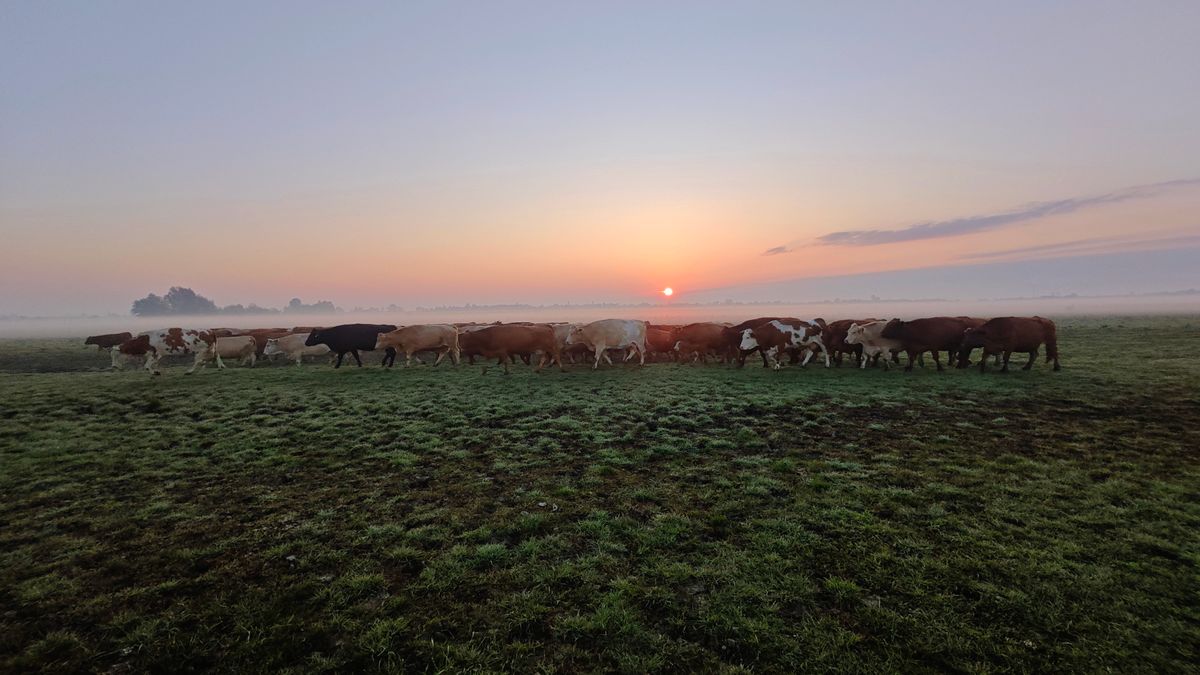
[994,353,1002,366]
[1001,351,1012,372]
[500,355,510,375]
[592,343,605,370]
[349,350,362,367]
[932,350,943,372]
[295,354,304,366]
[904,350,917,372]
[334,352,345,368]
[1023,349,1038,370]
[246,352,256,368]
[186,352,203,374]
[432,349,446,366]
[405,350,414,367]
[800,348,814,367]
[979,349,989,373]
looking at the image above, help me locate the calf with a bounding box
[958,316,1061,373]
[109,335,160,375]
[263,333,332,366]
[305,323,398,368]
[85,332,133,351]
[186,335,258,373]
[458,324,564,375]
[375,324,460,367]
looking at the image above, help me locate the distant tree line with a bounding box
[130,287,339,316]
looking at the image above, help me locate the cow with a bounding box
[566,319,647,369]
[736,319,830,369]
[108,335,160,375]
[879,316,986,372]
[645,325,679,362]
[375,324,461,367]
[958,316,1061,373]
[822,319,877,367]
[85,332,133,351]
[458,324,564,375]
[672,322,731,364]
[304,323,398,368]
[844,321,905,370]
[263,333,332,366]
[136,328,217,370]
[722,317,789,367]
[245,329,293,357]
[185,335,257,373]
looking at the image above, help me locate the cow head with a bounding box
[956,327,990,367]
[565,325,586,345]
[738,329,758,351]
[84,336,98,347]
[374,332,390,351]
[263,338,281,357]
[304,330,323,347]
[844,323,864,346]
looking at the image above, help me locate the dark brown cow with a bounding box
[880,316,986,372]
[645,325,679,362]
[458,324,564,374]
[958,316,1061,373]
[109,335,160,374]
[85,332,132,351]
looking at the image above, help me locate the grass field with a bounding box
[1,315,1198,673]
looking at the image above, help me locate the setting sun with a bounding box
[662,287,674,297]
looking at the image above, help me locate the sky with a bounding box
[2,1,1199,315]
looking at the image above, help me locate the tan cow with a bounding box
[844,321,905,370]
[186,335,257,373]
[263,333,332,366]
[566,319,647,369]
[374,324,460,366]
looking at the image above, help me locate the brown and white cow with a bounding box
[375,324,460,367]
[85,332,133,351]
[141,328,215,356]
[109,335,160,375]
[566,319,647,369]
[736,319,830,369]
[263,333,332,366]
[186,335,257,373]
[958,316,1061,373]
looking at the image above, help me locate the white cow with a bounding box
[844,321,904,370]
[566,319,647,369]
[186,335,257,373]
[263,333,332,366]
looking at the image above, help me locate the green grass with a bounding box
[1,315,1198,672]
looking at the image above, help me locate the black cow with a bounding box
[305,323,398,368]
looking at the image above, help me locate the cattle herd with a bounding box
[89,315,1062,377]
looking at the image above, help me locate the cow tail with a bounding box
[1042,318,1059,362]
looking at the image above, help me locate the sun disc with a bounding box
[662,287,674,297]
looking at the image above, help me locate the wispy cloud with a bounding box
[762,178,1200,255]
[959,233,1200,261]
